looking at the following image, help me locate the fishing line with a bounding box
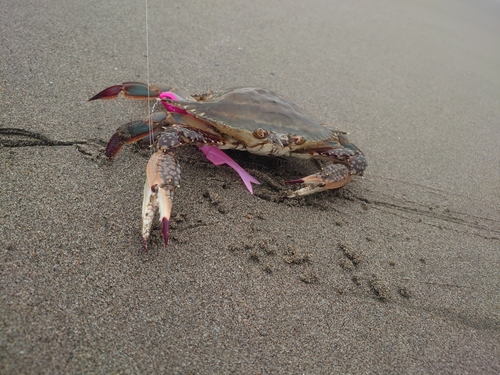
[145,0,154,154]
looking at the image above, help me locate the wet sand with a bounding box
[1,0,499,373]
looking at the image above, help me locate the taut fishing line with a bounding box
[145,0,154,154]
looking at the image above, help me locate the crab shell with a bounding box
[161,87,342,155]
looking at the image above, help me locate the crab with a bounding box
[89,82,367,250]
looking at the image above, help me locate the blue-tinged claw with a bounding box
[105,113,167,159]
[339,134,364,155]
[88,85,125,101]
[89,82,171,101]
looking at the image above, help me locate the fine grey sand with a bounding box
[1,0,499,373]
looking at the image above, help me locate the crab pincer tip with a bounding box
[141,237,149,252]
[283,178,305,185]
[105,133,122,159]
[161,217,170,247]
[88,85,124,101]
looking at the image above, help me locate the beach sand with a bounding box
[1,0,499,373]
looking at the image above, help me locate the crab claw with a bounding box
[348,153,367,176]
[285,164,352,198]
[88,82,175,101]
[141,151,180,250]
[104,112,167,159]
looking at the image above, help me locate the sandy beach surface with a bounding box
[1,0,499,373]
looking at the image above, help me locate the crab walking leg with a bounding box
[285,164,352,198]
[142,151,180,250]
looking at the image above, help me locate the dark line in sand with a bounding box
[0,127,91,148]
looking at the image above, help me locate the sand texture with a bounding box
[1,0,499,373]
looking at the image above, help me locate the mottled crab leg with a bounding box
[141,125,222,250]
[285,139,367,197]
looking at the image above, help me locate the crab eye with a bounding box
[338,134,349,146]
[253,128,269,139]
[292,135,306,145]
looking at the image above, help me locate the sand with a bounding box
[1,0,499,373]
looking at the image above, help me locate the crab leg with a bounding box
[141,125,224,250]
[142,151,180,250]
[331,137,367,176]
[286,136,367,197]
[285,164,352,197]
[104,112,167,158]
[88,82,174,101]
[285,150,366,197]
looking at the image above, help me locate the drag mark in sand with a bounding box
[0,127,108,162]
[0,127,93,148]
